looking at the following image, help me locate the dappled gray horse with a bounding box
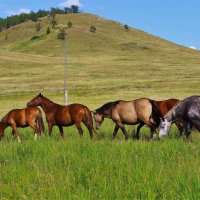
[159,95,200,140]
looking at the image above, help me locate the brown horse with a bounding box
[27,93,94,139]
[136,98,183,137]
[93,98,161,140]
[0,107,44,143]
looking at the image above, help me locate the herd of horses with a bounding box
[0,93,200,142]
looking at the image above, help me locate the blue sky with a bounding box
[0,0,199,50]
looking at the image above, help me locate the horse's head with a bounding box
[159,117,172,138]
[27,93,43,107]
[92,111,104,130]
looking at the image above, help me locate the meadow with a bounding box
[0,13,200,199]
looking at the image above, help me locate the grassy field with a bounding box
[0,13,200,199]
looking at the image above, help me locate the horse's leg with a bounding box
[116,121,129,140]
[48,123,53,137]
[75,123,83,137]
[150,127,156,141]
[135,122,145,140]
[82,120,93,139]
[29,122,40,140]
[11,129,15,139]
[11,124,21,143]
[175,121,183,136]
[190,119,200,132]
[142,119,157,140]
[58,125,64,139]
[183,122,192,142]
[112,124,119,139]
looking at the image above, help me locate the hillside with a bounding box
[0,13,200,114]
[0,13,199,56]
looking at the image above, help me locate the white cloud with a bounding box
[189,46,197,50]
[7,8,31,16]
[58,0,82,8]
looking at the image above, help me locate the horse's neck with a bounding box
[41,97,58,113]
[102,107,112,118]
[1,113,9,123]
[165,105,178,122]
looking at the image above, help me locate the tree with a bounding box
[46,26,50,34]
[67,21,72,28]
[90,25,96,33]
[35,23,41,31]
[51,17,57,29]
[64,7,70,14]
[57,29,65,40]
[124,24,129,31]
[70,5,79,13]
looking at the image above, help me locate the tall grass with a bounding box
[0,125,200,199]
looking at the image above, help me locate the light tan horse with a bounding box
[0,107,44,142]
[93,98,161,140]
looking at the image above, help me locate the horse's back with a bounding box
[54,103,86,125]
[114,99,152,124]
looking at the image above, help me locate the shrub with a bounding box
[57,29,65,40]
[67,21,72,28]
[90,25,96,33]
[46,26,51,34]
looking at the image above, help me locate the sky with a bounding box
[0,0,199,50]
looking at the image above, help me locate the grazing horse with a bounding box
[0,107,44,143]
[136,98,183,136]
[159,95,200,140]
[27,93,93,139]
[93,98,161,140]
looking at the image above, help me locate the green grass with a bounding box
[0,13,200,199]
[0,125,200,199]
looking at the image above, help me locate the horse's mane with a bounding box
[96,100,121,114]
[41,95,60,106]
[0,112,9,123]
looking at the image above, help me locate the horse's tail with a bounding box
[149,100,163,128]
[83,106,94,139]
[37,109,45,134]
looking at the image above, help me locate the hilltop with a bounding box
[0,13,199,56]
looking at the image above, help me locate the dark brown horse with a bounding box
[136,98,183,137]
[93,98,161,140]
[27,93,93,139]
[0,107,44,142]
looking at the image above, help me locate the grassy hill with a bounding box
[0,13,200,111]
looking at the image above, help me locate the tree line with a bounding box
[0,6,80,32]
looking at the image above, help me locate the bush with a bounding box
[46,26,50,34]
[57,29,65,40]
[90,25,96,33]
[67,21,72,28]
[124,24,129,31]
[35,23,41,32]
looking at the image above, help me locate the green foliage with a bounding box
[57,29,65,40]
[67,21,72,28]
[31,35,40,40]
[124,24,129,31]
[90,25,96,33]
[51,18,57,29]
[35,23,41,32]
[0,6,80,31]
[46,26,50,34]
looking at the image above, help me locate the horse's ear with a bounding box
[38,93,42,97]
